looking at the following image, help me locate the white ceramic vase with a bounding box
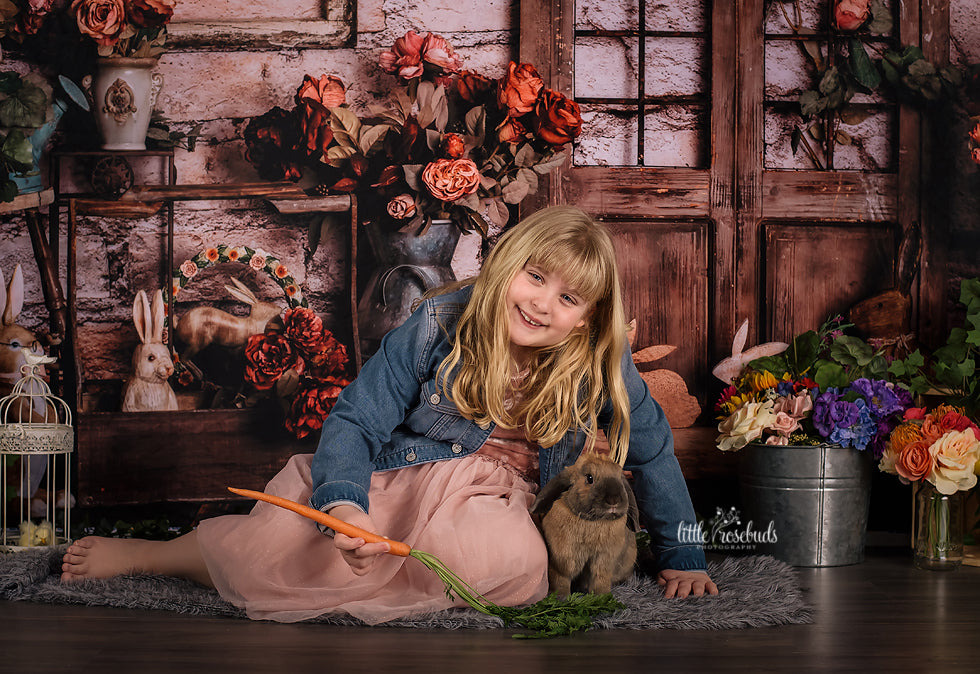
[89,57,162,151]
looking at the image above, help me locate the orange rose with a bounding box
[834,0,870,31]
[379,30,426,80]
[296,74,346,109]
[441,133,466,159]
[421,158,481,202]
[921,416,944,446]
[497,62,544,116]
[497,117,528,144]
[128,0,176,29]
[532,89,583,145]
[896,440,934,482]
[71,0,126,46]
[458,70,494,104]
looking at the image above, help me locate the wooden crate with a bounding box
[77,408,314,506]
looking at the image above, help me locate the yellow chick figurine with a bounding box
[16,519,54,547]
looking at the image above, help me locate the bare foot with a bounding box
[60,536,158,583]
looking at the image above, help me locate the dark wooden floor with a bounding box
[2,545,978,673]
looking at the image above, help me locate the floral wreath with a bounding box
[166,244,307,308]
[164,244,306,375]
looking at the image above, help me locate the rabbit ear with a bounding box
[731,318,749,356]
[621,473,641,532]
[2,264,24,326]
[133,290,151,344]
[149,289,166,343]
[226,277,257,305]
[530,467,574,515]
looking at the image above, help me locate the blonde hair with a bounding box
[436,206,632,465]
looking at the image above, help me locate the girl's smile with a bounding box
[506,264,591,360]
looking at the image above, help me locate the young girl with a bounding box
[61,206,717,623]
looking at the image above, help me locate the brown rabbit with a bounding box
[530,452,639,597]
[174,276,283,362]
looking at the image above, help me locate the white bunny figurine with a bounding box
[122,289,178,412]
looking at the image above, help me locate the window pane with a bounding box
[575,37,639,99]
[574,106,637,166]
[644,106,706,167]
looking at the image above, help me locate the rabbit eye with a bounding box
[585,473,594,484]
[148,354,156,362]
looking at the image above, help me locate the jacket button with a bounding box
[451,443,463,454]
[406,451,417,462]
[429,393,441,405]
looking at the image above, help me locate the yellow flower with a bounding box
[889,421,924,456]
[741,370,779,393]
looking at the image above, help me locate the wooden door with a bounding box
[520,0,931,468]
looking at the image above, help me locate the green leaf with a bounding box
[791,127,802,155]
[501,175,530,204]
[514,142,537,168]
[532,147,571,174]
[0,178,17,203]
[813,361,847,390]
[358,124,390,156]
[838,105,874,126]
[880,58,899,85]
[819,67,842,96]
[799,90,826,117]
[848,38,882,90]
[960,278,980,315]
[901,45,925,66]
[0,71,22,95]
[2,129,34,170]
[328,106,362,140]
[402,163,423,191]
[0,79,48,129]
[517,167,539,194]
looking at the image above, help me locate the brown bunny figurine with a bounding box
[530,452,639,597]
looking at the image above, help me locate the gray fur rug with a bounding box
[0,546,812,630]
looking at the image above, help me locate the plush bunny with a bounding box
[530,452,640,597]
[121,289,178,412]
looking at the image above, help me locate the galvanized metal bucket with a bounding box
[738,443,871,567]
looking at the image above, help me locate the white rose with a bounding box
[717,400,777,452]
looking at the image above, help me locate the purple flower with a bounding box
[812,388,858,437]
[848,378,904,419]
[826,398,877,450]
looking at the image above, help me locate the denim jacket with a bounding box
[310,287,707,572]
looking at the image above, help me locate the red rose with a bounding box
[458,70,494,104]
[243,106,304,182]
[834,0,870,31]
[441,133,466,159]
[283,307,325,356]
[532,89,583,145]
[295,99,334,159]
[244,332,301,390]
[379,30,426,80]
[296,74,346,109]
[285,376,350,439]
[421,158,481,202]
[128,0,176,29]
[497,62,544,116]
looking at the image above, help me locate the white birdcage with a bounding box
[0,357,73,552]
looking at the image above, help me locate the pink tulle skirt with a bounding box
[196,453,549,624]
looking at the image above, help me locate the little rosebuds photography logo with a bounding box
[679,507,778,552]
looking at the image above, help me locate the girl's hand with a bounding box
[656,569,719,598]
[329,504,391,575]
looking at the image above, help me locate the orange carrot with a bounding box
[227,486,412,557]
